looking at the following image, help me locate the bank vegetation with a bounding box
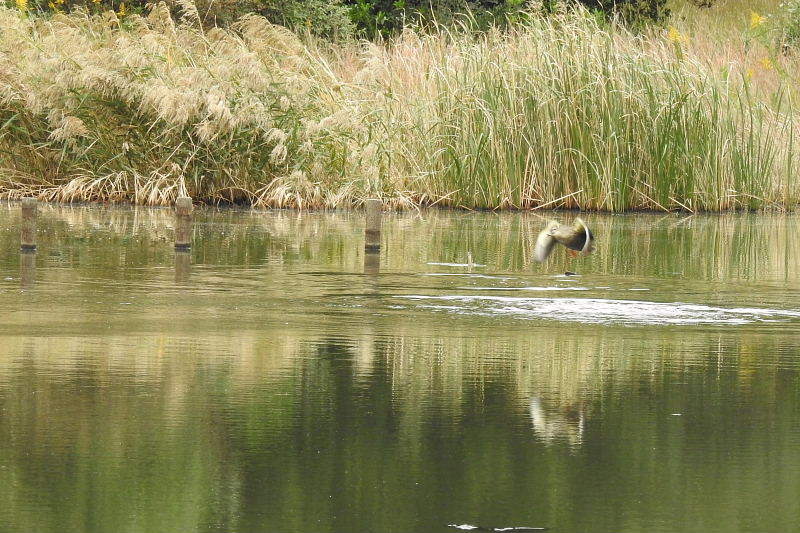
[1,1,799,211]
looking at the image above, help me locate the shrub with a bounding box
[549,0,669,25]
[8,0,356,38]
[774,0,800,51]
[345,0,532,38]
[252,0,355,39]
[344,1,670,39]
[9,0,670,37]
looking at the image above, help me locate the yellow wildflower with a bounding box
[15,0,27,12]
[760,57,774,70]
[117,2,126,16]
[750,11,766,29]
[667,26,688,45]
[93,0,100,3]
[745,68,754,80]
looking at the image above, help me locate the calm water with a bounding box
[1,204,799,533]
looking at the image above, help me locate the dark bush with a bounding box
[573,0,669,25]
[344,0,530,38]
[343,1,669,38]
[15,0,669,38]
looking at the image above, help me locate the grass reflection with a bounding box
[0,206,799,533]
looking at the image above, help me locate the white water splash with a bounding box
[423,273,513,280]
[399,295,800,326]
[447,526,547,532]
[427,262,488,268]
[460,286,589,292]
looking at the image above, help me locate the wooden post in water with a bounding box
[364,249,380,276]
[20,198,37,252]
[20,251,36,289]
[174,196,193,251]
[364,199,381,252]
[175,251,191,284]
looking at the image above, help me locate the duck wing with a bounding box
[574,217,594,255]
[533,226,558,262]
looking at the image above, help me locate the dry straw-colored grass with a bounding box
[0,2,798,210]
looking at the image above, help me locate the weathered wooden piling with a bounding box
[364,199,382,252]
[174,196,193,251]
[175,250,191,283]
[364,250,380,276]
[20,251,36,289]
[20,197,37,252]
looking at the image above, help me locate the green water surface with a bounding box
[1,204,799,533]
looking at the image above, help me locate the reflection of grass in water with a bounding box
[0,207,799,530]
[0,206,797,441]
[0,317,793,416]
[1,206,798,281]
[1,329,798,532]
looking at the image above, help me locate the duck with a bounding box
[533,217,594,262]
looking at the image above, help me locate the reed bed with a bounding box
[0,3,798,210]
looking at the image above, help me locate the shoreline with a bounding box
[2,196,797,215]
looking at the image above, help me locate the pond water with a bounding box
[1,204,799,533]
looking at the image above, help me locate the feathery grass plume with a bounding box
[175,0,202,28]
[49,116,90,142]
[0,3,797,210]
[146,1,175,32]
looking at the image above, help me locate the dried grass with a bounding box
[0,3,798,210]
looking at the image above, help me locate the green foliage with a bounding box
[572,0,669,25]
[775,0,800,51]
[255,0,355,39]
[344,0,531,39]
[7,0,356,38]
[343,0,670,38]
[190,0,356,38]
[9,0,670,38]
[7,0,140,15]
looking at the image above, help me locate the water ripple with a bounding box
[399,295,800,326]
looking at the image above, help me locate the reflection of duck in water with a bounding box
[533,217,594,262]
[529,397,585,446]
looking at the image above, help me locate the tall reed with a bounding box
[0,3,797,210]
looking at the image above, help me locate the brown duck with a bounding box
[533,217,594,262]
